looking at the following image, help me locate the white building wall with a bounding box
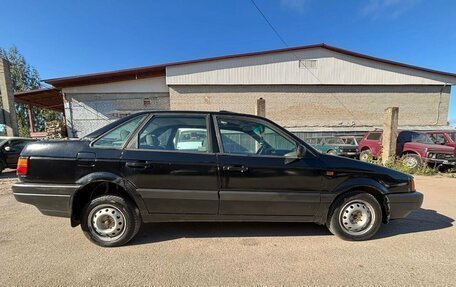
[166,48,456,85]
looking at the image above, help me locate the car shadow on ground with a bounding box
[130,208,453,245]
[131,222,331,245]
[0,169,17,179]
[374,208,454,239]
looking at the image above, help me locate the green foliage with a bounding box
[364,155,437,176]
[0,45,62,136]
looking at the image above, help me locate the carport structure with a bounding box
[14,87,64,136]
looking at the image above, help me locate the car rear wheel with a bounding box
[359,149,371,161]
[81,194,141,247]
[327,192,382,241]
[327,149,337,155]
[402,154,422,169]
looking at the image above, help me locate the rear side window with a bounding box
[93,115,147,148]
[366,133,381,140]
[138,116,209,152]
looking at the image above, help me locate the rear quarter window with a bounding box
[366,133,381,140]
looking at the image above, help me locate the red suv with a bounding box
[358,130,456,171]
[425,131,456,148]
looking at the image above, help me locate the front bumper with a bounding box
[386,191,423,220]
[12,182,80,217]
[424,157,456,166]
[337,151,359,158]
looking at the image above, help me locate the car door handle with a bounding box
[222,165,249,173]
[126,161,150,168]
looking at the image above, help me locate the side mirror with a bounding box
[284,145,306,165]
[4,146,11,152]
[296,144,305,158]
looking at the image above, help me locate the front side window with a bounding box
[216,117,296,156]
[93,114,147,148]
[138,116,208,152]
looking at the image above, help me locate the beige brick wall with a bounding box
[169,85,450,128]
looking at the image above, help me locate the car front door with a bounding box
[214,115,322,217]
[121,114,219,215]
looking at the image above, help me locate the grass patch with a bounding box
[364,156,437,176]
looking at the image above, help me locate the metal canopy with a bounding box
[14,87,64,112]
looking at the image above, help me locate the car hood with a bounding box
[405,142,454,153]
[319,153,412,182]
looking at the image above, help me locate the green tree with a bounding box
[0,46,62,136]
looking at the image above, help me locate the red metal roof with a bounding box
[45,43,456,88]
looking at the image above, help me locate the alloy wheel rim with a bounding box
[403,157,418,168]
[88,204,127,242]
[339,200,375,235]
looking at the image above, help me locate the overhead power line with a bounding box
[248,0,357,121]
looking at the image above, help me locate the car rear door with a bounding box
[121,113,219,215]
[214,115,322,217]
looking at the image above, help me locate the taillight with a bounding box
[16,157,29,176]
[409,178,416,192]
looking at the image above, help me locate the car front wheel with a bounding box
[81,194,141,247]
[359,149,372,161]
[327,192,382,241]
[402,153,422,169]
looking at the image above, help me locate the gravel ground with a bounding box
[0,172,454,286]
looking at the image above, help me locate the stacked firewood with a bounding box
[45,121,67,139]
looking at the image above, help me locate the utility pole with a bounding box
[0,58,19,136]
[256,98,266,117]
[381,107,399,165]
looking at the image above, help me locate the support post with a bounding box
[27,104,35,133]
[381,107,399,165]
[256,97,266,117]
[0,58,19,136]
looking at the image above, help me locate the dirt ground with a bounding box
[0,170,454,286]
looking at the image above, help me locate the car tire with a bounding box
[327,192,382,241]
[81,194,141,247]
[359,149,371,161]
[327,149,337,155]
[402,154,422,169]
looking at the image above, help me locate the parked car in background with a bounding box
[425,131,456,148]
[12,111,423,246]
[358,130,456,171]
[306,136,359,158]
[0,137,37,173]
[339,135,363,146]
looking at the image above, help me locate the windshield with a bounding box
[448,132,456,142]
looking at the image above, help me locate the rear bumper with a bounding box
[386,191,423,220]
[12,182,80,218]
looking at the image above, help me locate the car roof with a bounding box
[83,110,266,139]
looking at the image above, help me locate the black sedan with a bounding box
[12,111,423,247]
